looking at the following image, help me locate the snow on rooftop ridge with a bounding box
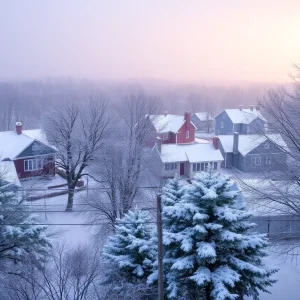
[151,113,197,133]
[160,143,223,163]
[218,134,288,156]
[0,128,51,161]
[194,112,213,121]
[150,114,185,133]
[224,108,266,124]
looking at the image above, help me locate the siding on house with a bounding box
[215,112,234,135]
[160,132,177,144]
[191,114,213,133]
[215,109,266,135]
[248,118,265,134]
[176,123,195,144]
[240,142,287,172]
[14,156,55,179]
[16,140,57,158]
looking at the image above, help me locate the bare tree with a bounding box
[2,244,102,300]
[44,98,110,211]
[235,66,300,259]
[84,94,162,227]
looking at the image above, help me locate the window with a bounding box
[165,163,177,171]
[193,162,214,172]
[221,121,224,128]
[266,156,271,165]
[256,156,261,165]
[163,132,169,141]
[24,158,43,172]
[264,142,269,149]
[186,131,189,139]
[250,155,261,165]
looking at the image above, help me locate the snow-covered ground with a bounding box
[25,182,300,299]
[259,256,300,300]
[25,191,94,246]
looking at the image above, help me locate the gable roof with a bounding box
[219,109,266,124]
[150,114,196,133]
[0,129,55,161]
[160,142,224,163]
[218,134,288,156]
[193,112,213,121]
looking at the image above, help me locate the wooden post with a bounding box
[157,194,164,300]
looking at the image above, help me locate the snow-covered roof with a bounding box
[218,134,288,156]
[193,112,213,121]
[220,109,266,124]
[150,114,196,133]
[160,143,224,163]
[0,129,52,160]
[0,161,21,187]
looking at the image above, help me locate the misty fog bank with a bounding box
[0,78,284,131]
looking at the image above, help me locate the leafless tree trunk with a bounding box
[44,98,110,211]
[236,65,300,259]
[85,94,162,228]
[2,244,102,300]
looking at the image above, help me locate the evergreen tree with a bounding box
[147,176,185,285]
[162,171,277,300]
[0,174,50,267]
[103,210,157,283]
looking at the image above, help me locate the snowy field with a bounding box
[259,256,300,300]
[26,190,300,299]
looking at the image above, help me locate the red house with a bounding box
[149,112,223,179]
[0,122,57,180]
[150,112,197,144]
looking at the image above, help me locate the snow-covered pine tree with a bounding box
[103,210,157,283]
[162,176,185,207]
[0,174,50,267]
[162,170,277,300]
[147,176,186,288]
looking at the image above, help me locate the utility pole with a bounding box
[157,194,164,300]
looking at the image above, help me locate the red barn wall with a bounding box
[14,157,56,179]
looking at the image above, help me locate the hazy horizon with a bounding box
[1,0,300,84]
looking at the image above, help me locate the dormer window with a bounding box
[186,131,189,139]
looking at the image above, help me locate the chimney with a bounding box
[164,111,168,117]
[184,112,191,130]
[239,105,243,111]
[212,136,219,150]
[250,105,254,111]
[156,136,162,153]
[16,122,22,135]
[233,132,239,154]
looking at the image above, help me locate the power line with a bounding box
[14,185,162,192]
[0,222,158,226]
[0,207,157,213]
[4,201,158,207]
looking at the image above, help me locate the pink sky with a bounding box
[0,0,300,83]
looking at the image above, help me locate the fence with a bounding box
[251,215,300,240]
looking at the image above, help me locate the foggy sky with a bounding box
[1,0,300,83]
